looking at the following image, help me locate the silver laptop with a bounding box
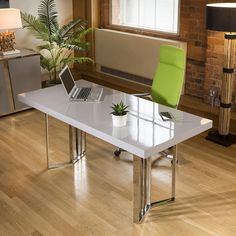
[59,65,103,102]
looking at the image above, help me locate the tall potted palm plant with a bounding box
[21,0,93,84]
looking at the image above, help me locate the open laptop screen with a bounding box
[59,66,75,94]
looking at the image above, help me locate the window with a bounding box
[111,0,179,34]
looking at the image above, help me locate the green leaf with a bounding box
[40,56,54,71]
[111,101,129,116]
[37,43,51,50]
[66,28,92,45]
[77,28,92,39]
[21,12,50,41]
[59,18,87,39]
[64,41,90,52]
[62,56,94,64]
[38,0,59,36]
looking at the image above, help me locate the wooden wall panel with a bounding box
[73,0,100,64]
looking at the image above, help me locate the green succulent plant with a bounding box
[21,0,93,83]
[111,101,129,116]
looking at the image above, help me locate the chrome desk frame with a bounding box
[133,145,177,223]
[45,113,176,223]
[45,114,86,169]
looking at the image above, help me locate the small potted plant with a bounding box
[111,101,129,127]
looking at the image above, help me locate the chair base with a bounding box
[206,130,236,147]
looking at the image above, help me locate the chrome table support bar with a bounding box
[133,145,177,223]
[133,156,152,223]
[151,145,177,207]
[45,114,86,169]
[69,126,86,163]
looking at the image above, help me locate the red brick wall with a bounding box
[100,0,236,103]
[179,0,206,98]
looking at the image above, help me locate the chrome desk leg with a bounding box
[171,145,177,200]
[69,126,86,163]
[133,146,177,223]
[45,114,50,168]
[45,114,86,169]
[133,156,152,223]
[151,145,177,206]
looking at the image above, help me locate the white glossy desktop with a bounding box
[18,80,212,157]
[18,80,212,223]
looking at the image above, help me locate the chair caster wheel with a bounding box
[114,150,121,157]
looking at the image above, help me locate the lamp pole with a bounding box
[218,33,236,135]
[206,3,236,146]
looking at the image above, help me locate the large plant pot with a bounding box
[42,71,61,88]
[112,114,128,127]
[42,79,61,88]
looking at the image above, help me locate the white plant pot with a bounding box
[112,114,128,127]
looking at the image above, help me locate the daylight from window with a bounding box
[111,0,179,34]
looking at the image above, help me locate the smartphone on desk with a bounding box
[159,112,172,121]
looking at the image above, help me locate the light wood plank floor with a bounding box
[0,110,236,236]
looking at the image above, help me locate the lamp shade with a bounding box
[0,8,22,30]
[206,3,236,32]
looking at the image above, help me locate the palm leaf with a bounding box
[53,48,64,66]
[40,56,54,71]
[58,19,87,39]
[37,43,51,51]
[66,28,92,46]
[63,28,92,51]
[38,0,59,36]
[62,56,94,64]
[21,12,50,41]
[49,33,64,46]
[63,41,90,52]
[74,28,92,39]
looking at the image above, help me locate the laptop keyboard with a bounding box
[76,87,92,100]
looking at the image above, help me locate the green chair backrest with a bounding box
[151,45,186,108]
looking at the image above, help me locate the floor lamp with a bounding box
[206,3,236,147]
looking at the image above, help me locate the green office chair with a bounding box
[114,44,186,157]
[151,44,185,108]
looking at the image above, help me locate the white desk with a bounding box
[18,80,212,223]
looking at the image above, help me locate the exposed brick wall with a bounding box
[179,0,206,99]
[185,60,205,98]
[100,0,236,103]
[205,31,225,101]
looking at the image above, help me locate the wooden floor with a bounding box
[0,110,236,236]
